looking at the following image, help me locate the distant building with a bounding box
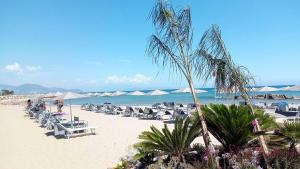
[0,89,14,96]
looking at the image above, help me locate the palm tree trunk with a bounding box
[243,91,270,156]
[186,77,217,163]
[242,90,271,169]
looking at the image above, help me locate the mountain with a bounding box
[0,83,82,94]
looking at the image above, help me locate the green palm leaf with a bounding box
[134,117,201,161]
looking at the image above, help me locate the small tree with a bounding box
[197,25,270,156]
[134,117,200,163]
[147,0,219,160]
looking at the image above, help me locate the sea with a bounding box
[68,87,300,106]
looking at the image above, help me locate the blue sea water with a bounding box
[69,88,300,106]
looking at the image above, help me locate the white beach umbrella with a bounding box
[54,92,87,100]
[148,89,169,96]
[172,87,207,93]
[127,91,146,96]
[257,86,279,92]
[286,85,300,91]
[54,91,63,96]
[87,92,94,96]
[250,87,259,92]
[43,92,55,97]
[93,92,101,96]
[100,92,112,97]
[53,92,87,126]
[279,86,292,91]
[111,91,127,96]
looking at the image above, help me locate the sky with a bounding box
[0,0,299,91]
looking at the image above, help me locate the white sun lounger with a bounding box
[55,123,96,139]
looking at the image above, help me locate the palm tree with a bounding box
[134,117,200,163]
[197,25,270,156]
[147,0,218,159]
[269,121,300,150]
[200,104,275,152]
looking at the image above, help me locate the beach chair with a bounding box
[115,106,125,115]
[94,105,102,113]
[133,107,144,117]
[140,107,157,120]
[54,123,96,139]
[104,105,116,114]
[86,104,95,111]
[173,109,188,119]
[80,103,88,110]
[123,106,134,117]
[161,110,175,123]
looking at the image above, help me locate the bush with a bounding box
[268,149,300,169]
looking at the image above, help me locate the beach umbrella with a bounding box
[93,92,101,96]
[100,92,112,97]
[286,85,300,91]
[54,91,63,96]
[127,91,146,96]
[257,86,279,92]
[111,91,127,96]
[53,92,87,126]
[86,92,94,96]
[278,86,292,91]
[172,87,207,93]
[147,89,169,95]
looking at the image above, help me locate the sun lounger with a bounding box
[54,122,96,139]
[133,107,144,117]
[140,107,157,120]
[104,105,117,114]
[81,103,88,110]
[123,106,134,117]
[115,106,125,115]
[94,105,102,113]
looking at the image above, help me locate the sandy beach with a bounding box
[0,104,220,169]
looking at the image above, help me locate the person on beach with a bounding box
[41,101,46,111]
[57,100,64,113]
[27,99,32,109]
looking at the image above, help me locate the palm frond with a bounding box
[134,117,201,160]
[268,121,300,149]
[194,104,271,152]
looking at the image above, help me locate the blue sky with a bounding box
[0,0,299,91]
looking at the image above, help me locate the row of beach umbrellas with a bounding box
[218,85,300,93]
[251,85,300,92]
[87,87,208,97]
[37,85,300,99]
[86,85,300,97]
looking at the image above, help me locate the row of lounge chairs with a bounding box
[25,102,96,139]
[80,102,196,123]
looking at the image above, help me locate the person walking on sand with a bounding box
[57,100,64,113]
[26,99,32,111]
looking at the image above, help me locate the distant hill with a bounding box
[0,83,82,94]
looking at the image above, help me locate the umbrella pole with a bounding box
[70,100,73,128]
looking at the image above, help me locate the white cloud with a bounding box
[5,63,23,74]
[26,65,41,71]
[105,73,152,84]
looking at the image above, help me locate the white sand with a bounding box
[0,105,219,169]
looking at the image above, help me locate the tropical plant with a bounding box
[197,25,270,156]
[254,108,278,131]
[269,121,300,150]
[134,117,200,163]
[267,149,300,169]
[199,104,259,152]
[147,0,225,159]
